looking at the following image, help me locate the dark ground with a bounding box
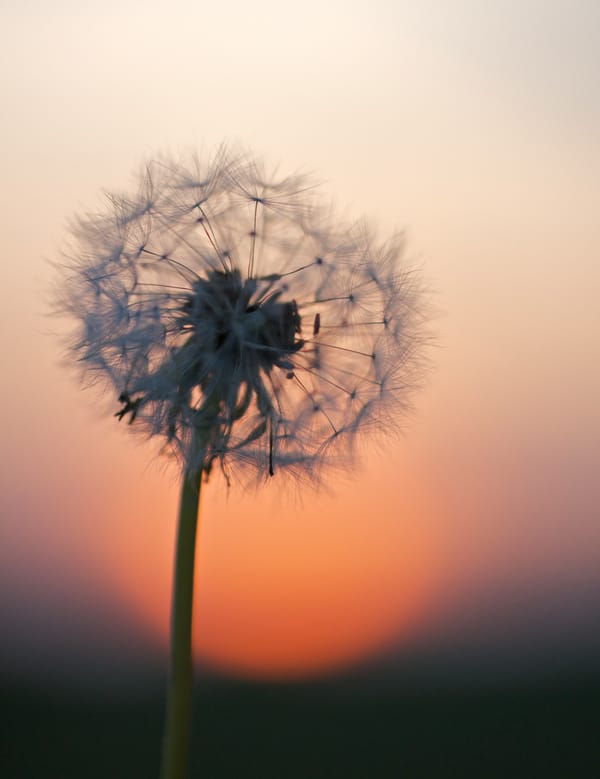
[2,667,599,778]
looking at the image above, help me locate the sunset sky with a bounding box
[1,0,599,683]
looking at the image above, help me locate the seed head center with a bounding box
[184,269,303,374]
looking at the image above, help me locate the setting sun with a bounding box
[109,468,438,679]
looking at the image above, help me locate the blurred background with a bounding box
[1,1,599,776]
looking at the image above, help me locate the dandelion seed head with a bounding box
[58,147,429,484]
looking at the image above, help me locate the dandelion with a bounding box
[58,147,429,779]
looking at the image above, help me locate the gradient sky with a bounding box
[1,1,599,682]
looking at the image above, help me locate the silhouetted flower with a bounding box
[60,148,426,482]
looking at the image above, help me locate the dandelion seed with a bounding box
[60,149,426,484]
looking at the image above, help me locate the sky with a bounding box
[0,0,599,684]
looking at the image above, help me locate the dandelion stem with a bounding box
[160,467,203,779]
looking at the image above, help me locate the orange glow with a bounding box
[3,0,600,696]
[110,472,438,679]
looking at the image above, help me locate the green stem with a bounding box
[160,468,202,779]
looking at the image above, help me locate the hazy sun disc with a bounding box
[112,470,438,680]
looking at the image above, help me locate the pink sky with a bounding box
[1,1,599,681]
